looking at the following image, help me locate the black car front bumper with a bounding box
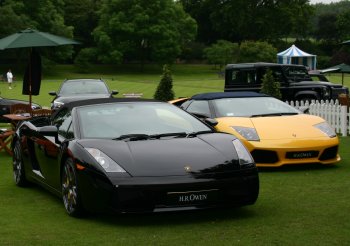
[78,169,259,213]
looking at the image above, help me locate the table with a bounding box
[3,113,32,129]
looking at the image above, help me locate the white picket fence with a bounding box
[286,100,349,136]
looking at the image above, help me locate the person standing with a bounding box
[6,69,13,89]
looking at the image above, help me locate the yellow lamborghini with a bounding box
[171,92,340,167]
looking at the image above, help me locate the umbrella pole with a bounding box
[342,73,344,86]
[29,48,32,114]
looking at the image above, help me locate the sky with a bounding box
[310,0,342,4]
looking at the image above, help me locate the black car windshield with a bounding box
[59,80,109,95]
[77,102,212,139]
[213,97,300,117]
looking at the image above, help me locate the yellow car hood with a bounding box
[216,114,327,140]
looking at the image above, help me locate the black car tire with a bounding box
[13,139,28,187]
[61,158,84,217]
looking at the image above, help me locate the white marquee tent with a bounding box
[277,44,317,70]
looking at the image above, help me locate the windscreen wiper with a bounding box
[149,132,187,139]
[186,130,213,138]
[114,132,188,141]
[250,112,298,117]
[113,134,150,141]
[279,112,299,115]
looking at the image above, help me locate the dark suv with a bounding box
[224,63,349,101]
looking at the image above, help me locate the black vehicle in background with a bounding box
[308,70,330,82]
[0,96,41,123]
[224,63,349,101]
[49,78,118,110]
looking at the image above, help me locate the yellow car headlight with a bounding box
[314,122,336,138]
[232,126,260,141]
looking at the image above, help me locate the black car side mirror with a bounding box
[111,90,119,95]
[191,112,209,119]
[190,112,218,127]
[204,118,218,127]
[49,91,57,96]
[38,125,60,144]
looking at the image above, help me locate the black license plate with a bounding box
[167,189,219,205]
[286,151,319,159]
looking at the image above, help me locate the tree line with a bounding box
[1,0,350,69]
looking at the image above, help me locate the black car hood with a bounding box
[55,94,111,104]
[78,133,239,177]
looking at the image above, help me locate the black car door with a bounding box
[34,109,73,191]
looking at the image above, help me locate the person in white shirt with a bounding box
[6,69,13,89]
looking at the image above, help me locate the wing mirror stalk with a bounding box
[204,118,218,127]
[191,112,218,127]
[38,125,61,144]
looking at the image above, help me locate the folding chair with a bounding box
[32,108,52,117]
[0,129,14,156]
[10,103,32,114]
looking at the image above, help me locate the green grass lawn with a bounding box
[0,63,348,109]
[0,64,349,245]
[0,64,224,108]
[1,138,349,245]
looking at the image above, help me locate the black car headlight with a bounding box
[85,148,126,173]
[232,139,255,167]
[52,100,64,109]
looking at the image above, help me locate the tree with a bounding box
[260,69,282,99]
[336,9,350,41]
[0,0,75,64]
[154,65,175,101]
[179,0,220,44]
[0,1,32,37]
[331,46,350,65]
[21,0,76,62]
[204,40,239,69]
[183,0,313,43]
[74,48,97,73]
[93,0,197,64]
[288,0,314,39]
[179,41,207,61]
[238,41,277,63]
[63,0,99,47]
[314,13,338,41]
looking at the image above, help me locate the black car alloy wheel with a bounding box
[61,158,84,217]
[13,140,27,187]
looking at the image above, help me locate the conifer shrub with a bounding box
[154,64,175,101]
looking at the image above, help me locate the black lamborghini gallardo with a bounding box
[12,98,259,217]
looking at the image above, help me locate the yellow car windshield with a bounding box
[213,97,300,117]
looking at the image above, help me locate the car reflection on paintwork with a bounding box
[0,96,41,122]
